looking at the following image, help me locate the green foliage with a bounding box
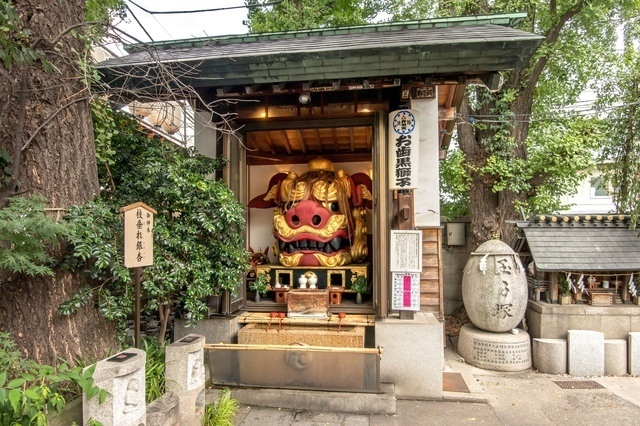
[560,276,571,296]
[91,99,119,167]
[203,388,238,426]
[525,116,601,214]
[0,195,70,277]
[388,0,633,239]
[439,149,470,221]
[0,1,52,71]
[85,0,126,25]
[142,338,166,404]
[595,14,640,228]
[351,275,369,295]
[62,108,249,331]
[0,150,11,190]
[246,0,383,33]
[0,332,105,425]
[249,272,269,295]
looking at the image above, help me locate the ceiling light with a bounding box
[298,93,311,105]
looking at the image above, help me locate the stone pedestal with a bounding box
[166,334,206,425]
[457,324,531,372]
[375,312,443,399]
[567,330,604,376]
[83,348,146,426]
[174,316,239,344]
[628,332,640,376]
[532,338,566,374]
[604,339,627,376]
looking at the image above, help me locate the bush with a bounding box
[142,338,166,404]
[0,332,105,425]
[203,388,238,426]
[61,109,249,340]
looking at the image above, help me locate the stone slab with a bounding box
[174,316,239,344]
[604,339,627,376]
[83,348,146,426]
[567,330,604,376]
[211,383,396,415]
[629,332,640,376]
[532,338,566,374]
[375,312,443,399]
[146,392,180,426]
[457,324,531,372]
[166,334,206,425]
[526,301,640,340]
[237,323,365,347]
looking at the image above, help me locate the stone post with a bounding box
[83,348,146,426]
[165,334,206,425]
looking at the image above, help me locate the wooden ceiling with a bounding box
[246,125,373,165]
[242,83,461,165]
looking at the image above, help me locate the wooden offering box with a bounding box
[287,289,330,318]
[588,289,614,306]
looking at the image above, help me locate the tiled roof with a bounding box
[98,13,543,89]
[514,215,640,272]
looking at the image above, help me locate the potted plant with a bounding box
[559,276,572,305]
[250,272,269,302]
[351,275,369,304]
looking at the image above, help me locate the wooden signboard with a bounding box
[390,230,422,273]
[388,109,420,190]
[391,272,421,311]
[121,202,156,348]
[390,230,422,314]
[121,202,156,268]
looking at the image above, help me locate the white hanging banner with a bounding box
[388,109,420,189]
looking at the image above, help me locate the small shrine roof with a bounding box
[97,13,543,89]
[513,214,640,272]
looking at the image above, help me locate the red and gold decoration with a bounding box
[249,157,372,267]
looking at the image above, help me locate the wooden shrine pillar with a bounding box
[395,190,415,320]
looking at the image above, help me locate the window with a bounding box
[590,177,608,197]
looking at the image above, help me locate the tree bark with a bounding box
[0,0,117,364]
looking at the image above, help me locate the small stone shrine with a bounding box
[83,348,146,426]
[165,334,206,425]
[457,240,532,371]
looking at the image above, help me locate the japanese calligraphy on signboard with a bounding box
[388,109,420,190]
[390,230,422,272]
[390,230,422,311]
[121,202,156,268]
[391,272,420,311]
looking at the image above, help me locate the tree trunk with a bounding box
[0,271,117,365]
[458,86,530,249]
[0,0,118,364]
[458,96,500,248]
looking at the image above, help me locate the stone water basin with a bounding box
[237,323,365,348]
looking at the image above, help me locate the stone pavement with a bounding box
[230,338,640,425]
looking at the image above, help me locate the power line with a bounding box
[457,99,640,125]
[124,3,154,42]
[127,0,282,15]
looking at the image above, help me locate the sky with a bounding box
[115,0,250,47]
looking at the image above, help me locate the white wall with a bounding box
[193,111,216,157]
[558,167,615,214]
[411,95,440,226]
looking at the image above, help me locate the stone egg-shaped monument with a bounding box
[462,239,527,332]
